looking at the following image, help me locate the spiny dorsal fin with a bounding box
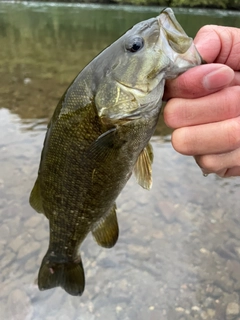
[134,143,153,190]
[29,178,45,214]
[92,204,119,248]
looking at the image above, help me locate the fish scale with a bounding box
[30,8,203,296]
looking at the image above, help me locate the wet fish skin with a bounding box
[30,8,203,296]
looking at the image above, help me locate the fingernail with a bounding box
[203,66,234,90]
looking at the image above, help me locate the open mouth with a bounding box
[117,80,147,96]
[158,8,186,36]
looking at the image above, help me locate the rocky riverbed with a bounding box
[1,113,240,319]
[1,3,240,319]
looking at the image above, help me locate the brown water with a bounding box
[1,2,240,319]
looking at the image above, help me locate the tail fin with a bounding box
[38,252,85,296]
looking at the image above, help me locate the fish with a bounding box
[30,8,203,296]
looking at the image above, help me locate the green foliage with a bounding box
[171,0,228,9]
[228,0,240,8]
[112,0,170,5]
[111,0,240,8]
[17,0,240,9]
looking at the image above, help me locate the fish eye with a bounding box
[125,37,144,53]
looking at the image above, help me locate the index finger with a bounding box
[163,63,235,100]
[194,25,240,70]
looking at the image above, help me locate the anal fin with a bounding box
[92,204,119,248]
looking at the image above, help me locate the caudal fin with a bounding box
[38,253,85,296]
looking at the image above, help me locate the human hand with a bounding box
[163,25,240,177]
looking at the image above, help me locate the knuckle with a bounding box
[164,99,190,129]
[196,155,217,172]
[171,128,193,155]
[224,166,240,178]
[222,168,231,178]
[226,116,240,149]
[163,99,178,128]
[222,87,240,118]
[217,169,229,178]
[177,75,191,94]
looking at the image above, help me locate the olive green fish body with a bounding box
[30,8,203,296]
[31,74,160,295]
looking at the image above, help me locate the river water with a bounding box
[1,2,240,320]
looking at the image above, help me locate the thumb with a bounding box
[164,63,234,100]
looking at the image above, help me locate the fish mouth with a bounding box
[117,80,148,96]
[158,8,187,38]
[157,8,192,55]
[156,8,202,71]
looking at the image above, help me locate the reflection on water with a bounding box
[1,2,239,121]
[1,2,240,319]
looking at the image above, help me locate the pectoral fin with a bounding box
[92,204,119,248]
[29,178,45,214]
[134,143,153,190]
[87,127,126,161]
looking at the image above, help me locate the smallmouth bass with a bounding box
[30,8,203,296]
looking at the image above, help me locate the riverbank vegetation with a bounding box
[24,0,240,10]
[112,0,239,9]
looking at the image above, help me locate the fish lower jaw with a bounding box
[117,80,148,97]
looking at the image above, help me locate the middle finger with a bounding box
[164,86,240,129]
[171,116,240,155]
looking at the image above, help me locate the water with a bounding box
[0,2,240,319]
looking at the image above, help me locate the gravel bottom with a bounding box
[1,110,240,320]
